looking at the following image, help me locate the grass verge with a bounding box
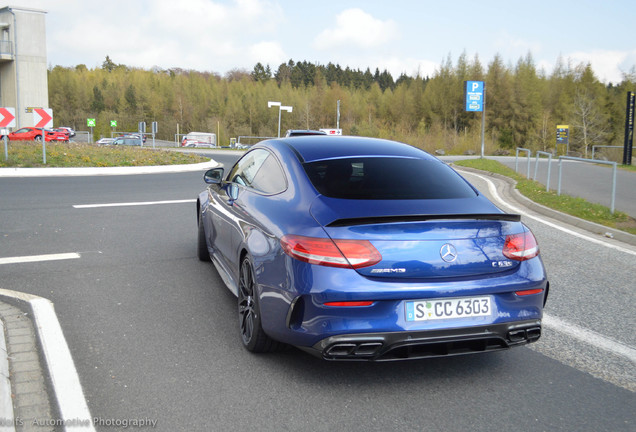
[453,158,636,236]
[0,141,209,168]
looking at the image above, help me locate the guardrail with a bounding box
[515,148,532,178]
[533,151,553,192]
[557,156,618,214]
[74,131,91,143]
[237,136,275,146]
[591,145,622,160]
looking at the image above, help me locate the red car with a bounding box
[2,127,69,142]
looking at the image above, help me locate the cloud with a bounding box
[382,57,440,79]
[494,31,543,60]
[40,0,285,72]
[313,8,399,51]
[567,49,634,84]
[248,41,287,68]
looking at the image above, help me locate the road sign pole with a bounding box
[465,81,485,157]
[623,91,635,165]
[42,129,46,164]
[152,121,157,149]
[480,84,486,158]
[4,136,7,161]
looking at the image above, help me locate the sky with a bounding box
[6,0,636,84]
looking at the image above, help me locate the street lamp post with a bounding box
[268,101,293,137]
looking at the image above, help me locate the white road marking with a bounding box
[73,199,195,209]
[0,252,81,265]
[543,313,636,363]
[462,171,636,257]
[460,171,636,363]
[30,297,95,430]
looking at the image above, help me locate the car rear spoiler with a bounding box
[325,213,521,227]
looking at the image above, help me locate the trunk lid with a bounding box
[311,196,524,279]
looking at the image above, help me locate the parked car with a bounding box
[284,129,327,137]
[96,138,115,146]
[196,136,549,360]
[58,126,76,137]
[1,127,69,142]
[122,133,146,143]
[112,136,142,146]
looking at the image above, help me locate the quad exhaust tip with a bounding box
[322,325,542,360]
[508,326,541,343]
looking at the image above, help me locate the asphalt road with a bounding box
[0,154,634,431]
[475,155,635,218]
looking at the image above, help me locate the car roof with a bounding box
[271,136,436,163]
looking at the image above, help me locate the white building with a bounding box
[0,6,48,128]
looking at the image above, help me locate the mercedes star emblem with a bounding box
[440,243,458,262]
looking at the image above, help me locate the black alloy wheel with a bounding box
[238,257,278,352]
[197,214,210,261]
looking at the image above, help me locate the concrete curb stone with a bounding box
[0,295,56,432]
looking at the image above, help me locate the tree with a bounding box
[571,63,609,157]
[102,56,116,72]
[91,86,105,112]
[124,84,137,110]
[251,62,270,82]
[274,62,292,86]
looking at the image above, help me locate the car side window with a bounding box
[228,149,286,194]
[250,154,286,194]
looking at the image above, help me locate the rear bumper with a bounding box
[303,319,541,361]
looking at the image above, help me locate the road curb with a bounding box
[0,289,95,431]
[454,166,636,247]
[0,317,13,432]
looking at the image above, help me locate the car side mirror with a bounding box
[204,167,224,184]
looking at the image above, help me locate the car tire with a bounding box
[197,215,210,262]
[34,135,42,141]
[238,256,280,353]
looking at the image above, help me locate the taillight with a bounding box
[503,231,539,261]
[280,235,382,269]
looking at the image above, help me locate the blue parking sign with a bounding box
[465,81,484,112]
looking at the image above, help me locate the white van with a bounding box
[181,132,216,148]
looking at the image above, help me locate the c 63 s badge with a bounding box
[492,260,513,268]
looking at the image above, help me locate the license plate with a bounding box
[405,296,491,321]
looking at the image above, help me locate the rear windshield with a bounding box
[303,157,477,200]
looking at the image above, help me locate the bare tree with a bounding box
[571,88,608,157]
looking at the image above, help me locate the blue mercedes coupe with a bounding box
[196,136,549,361]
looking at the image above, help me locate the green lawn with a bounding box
[0,141,209,168]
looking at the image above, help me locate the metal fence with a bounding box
[533,151,553,192]
[73,131,92,143]
[515,148,532,178]
[515,149,619,214]
[591,145,623,161]
[557,156,618,214]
